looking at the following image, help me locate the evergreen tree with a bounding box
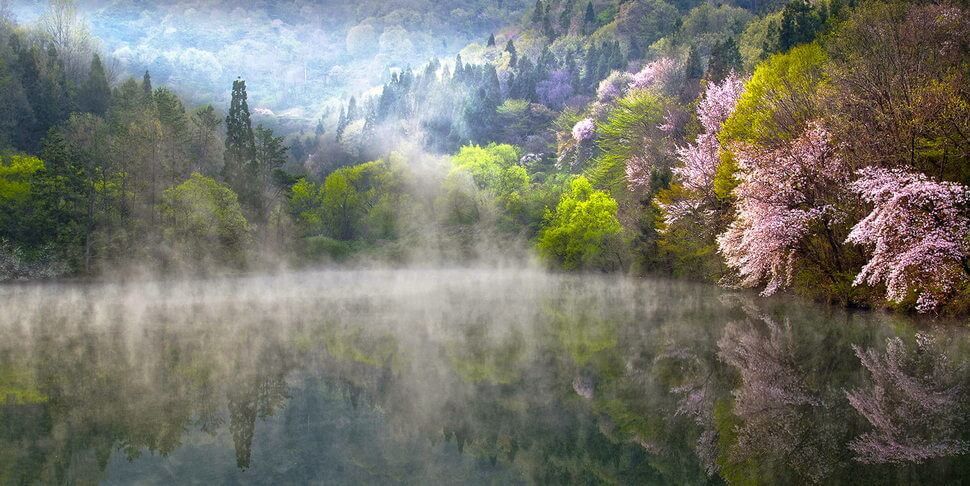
[142,70,152,99]
[531,0,544,24]
[487,33,496,47]
[684,45,703,81]
[778,0,823,52]
[222,78,257,212]
[346,96,358,121]
[81,54,110,115]
[560,0,575,32]
[505,40,518,68]
[583,1,596,35]
[453,54,465,81]
[706,38,742,83]
[542,2,554,38]
[336,106,347,139]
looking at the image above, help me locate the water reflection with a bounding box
[0,269,966,484]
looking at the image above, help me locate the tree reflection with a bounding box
[847,333,969,464]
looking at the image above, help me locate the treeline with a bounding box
[291,0,968,315]
[0,8,293,276]
[2,0,968,315]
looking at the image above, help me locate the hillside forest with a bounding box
[0,0,968,315]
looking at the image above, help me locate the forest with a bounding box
[0,0,968,315]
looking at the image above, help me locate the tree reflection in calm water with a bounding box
[0,269,966,484]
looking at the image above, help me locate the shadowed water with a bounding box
[0,268,967,484]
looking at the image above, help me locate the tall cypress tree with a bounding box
[142,70,153,101]
[222,78,257,211]
[505,40,518,68]
[82,54,111,115]
[583,1,596,34]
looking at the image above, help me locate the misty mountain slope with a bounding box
[9,0,532,121]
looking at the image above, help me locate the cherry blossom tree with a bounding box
[847,334,968,464]
[537,69,574,109]
[846,167,970,312]
[658,75,744,232]
[629,57,681,95]
[571,117,596,143]
[673,74,744,200]
[717,122,848,295]
[596,70,632,104]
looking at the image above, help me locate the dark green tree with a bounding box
[81,54,110,115]
[531,0,544,24]
[684,45,703,81]
[487,33,496,47]
[778,0,824,52]
[583,1,596,34]
[705,37,742,82]
[506,40,518,68]
[222,78,257,213]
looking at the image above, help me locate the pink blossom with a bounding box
[717,122,849,295]
[596,70,632,103]
[629,57,679,93]
[662,75,744,229]
[624,154,654,191]
[571,117,596,143]
[846,167,970,312]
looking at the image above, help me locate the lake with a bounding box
[0,268,967,484]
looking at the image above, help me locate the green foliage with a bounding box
[738,11,783,70]
[160,173,251,266]
[653,185,725,281]
[450,143,520,189]
[587,90,666,193]
[0,155,43,202]
[713,150,739,201]
[537,176,622,270]
[720,43,828,146]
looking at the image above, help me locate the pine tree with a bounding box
[222,78,257,212]
[487,33,496,47]
[560,0,575,32]
[505,40,518,68]
[453,54,465,81]
[583,1,596,35]
[142,70,152,99]
[335,106,347,139]
[82,54,110,115]
[531,0,544,24]
[705,38,742,83]
[779,0,822,52]
[684,45,703,81]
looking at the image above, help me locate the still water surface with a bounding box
[0,268,967,484]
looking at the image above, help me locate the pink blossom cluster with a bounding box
[846,334,968,464]
[595,70,632,104]
[846,167,970,312]
[624,154,654,191]
[571,117,596,143]
[629,57,679,93]
[660,75,744,229]
[717,122,848,295]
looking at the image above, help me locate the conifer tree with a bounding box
[81,54,110,115]
[531,0,544,24]
[487,33,496,47]
[505,40,518,68]
[222,78,257,211]
[583,1,595,34]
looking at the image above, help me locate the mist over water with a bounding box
[1,268,967,484]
